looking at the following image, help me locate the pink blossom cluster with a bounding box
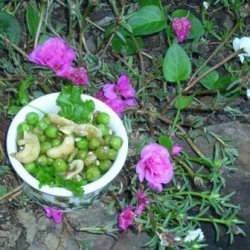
[118,190,150,230]
[95,74,137,116]
[172,17,192,43]
[44,206,64,224]
[29,37,88,85]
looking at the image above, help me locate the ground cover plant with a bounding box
[0,0,250,249]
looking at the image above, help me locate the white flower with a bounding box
[184,228,204,243]
[247,89,250,99]
[203,1,209,10]
[233,37,250,63]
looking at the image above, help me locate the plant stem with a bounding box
[0,185,23,202]
[34,0,46,47]
[171,81,182,132]
[0,34,28,59]
[185,20,241,90]
[131,36,145,75]
[187,216,229,226]
[184,49,243,92]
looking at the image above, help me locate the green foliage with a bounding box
[139,0,161,7]
[57,85,95,123]
[0,185,7,197]
[0,11,21,46]
[172,9,205,39]
[163,43,191,82]
[158,135,173,153]
[175,94,195,110]
[111,35,143,55]
[18,76,33,105]
[26,2,40,38]
[199,67,233,91]
[127,6,165,36]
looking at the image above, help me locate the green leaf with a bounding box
[112,35,143,55]
[163,43,191,82]
[172,9,205,39]
[18,76,33,105]
[0,11,21,46]
[57,85,95,123]
[175,94,195,110]
[199,66,219,89]
[26,2,40,38]
[0,185,7,197]
[158,135,173,153]
[139,0,161,7]
[127,6,165,36]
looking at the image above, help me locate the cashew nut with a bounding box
[12,132,40,163]
[46,136,75,159]
[48,113,75,126]
[59,124,76,135]
[73,124,102,138]
[64,159,84,180]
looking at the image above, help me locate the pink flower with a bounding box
[172,17,192,43]
[28,37,76,76]
[118,206,135,230]
[44,207,64,224]
[66,67,89,86]
[95,91,126,116]
[136,143,174,192]
[172,145,182,156]
[135,190,150,216]
[95,74,137,116]
[29,37,89,85]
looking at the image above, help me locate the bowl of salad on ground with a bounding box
[7,86,128,211]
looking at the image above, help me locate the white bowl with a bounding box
[7,93,128,211]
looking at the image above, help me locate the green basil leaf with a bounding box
[0,11,21,46]
[26,2,40,38]
[172,9,205,39]
[158,135,173,153]
[127,6,165,36]
[175,94,195,110]
[163,43,191,82]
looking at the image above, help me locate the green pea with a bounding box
[40,141,52,154]
[26,112,39,125]
[53,158,67,172]
[76,138,88,149]
[99,160,112,173]
[95,146,109,160]
[76,150,87,160]
[45,125,58,139]
[38,134,46,143]
[97,124,109,137]
[51,138,61,147]
[86,166,101,182]
[17,122,30,133]
[36,155,48,167]
[37,120,48,130]
[88,138,101,150]
[24,162,36,172]
[47,158,54,166]
[96,112,110,125]
[109,135,123,150]
[107,148,117,161]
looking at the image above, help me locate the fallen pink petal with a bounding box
[44,207,64,224]
[118,206,135,230]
